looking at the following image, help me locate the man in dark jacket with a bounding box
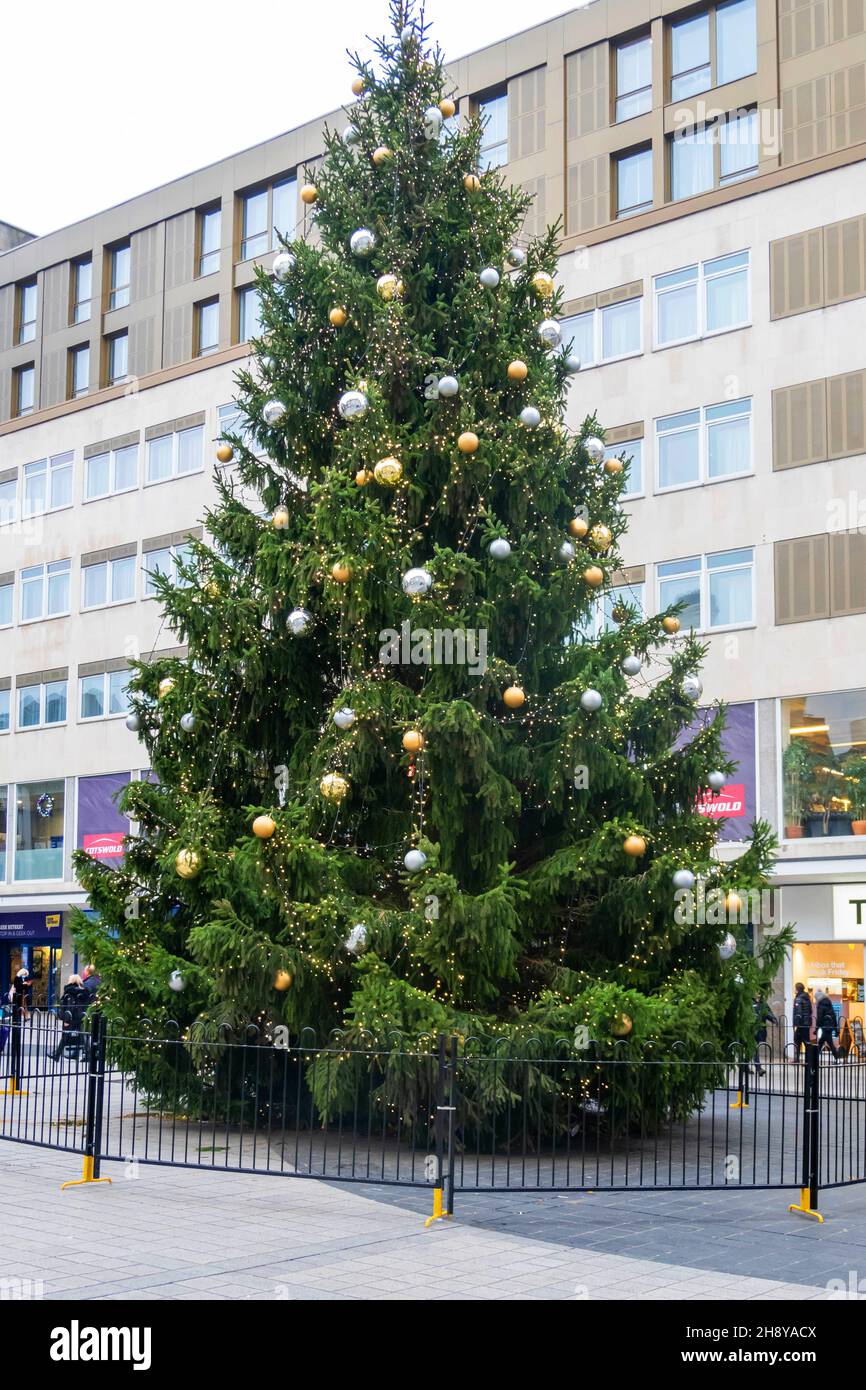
[81,964,100,1004]
[52,975,89,1063]
[792,982,812,1059]
[6,967,32,1092]
[815,990,840,1060]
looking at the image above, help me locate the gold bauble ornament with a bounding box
[300,184,318,205]
[611,603,628,624]
[216,443,234,464]
[604,457,623,475]
[439,98,456,118]
[623,835,647,857]
[271,506,290,530]
[402,729,424,753]
[507,359,528,381]
[583,566,604,587]
[463,173,481,192]
[457,431,479,454]
[330,562,352,583]
[355,468,370,487]
[569,516,589,539]
[158,678,175,700]
[611,1013,633,1037]
[351,77,366,96]
[590,523,613,552]
[531,270,555,298]
[204,581,220,599]
[320,772,350,802]
[662,615,681,635]
[274,969,293,991]
[725,892,742,914]
[175,848,202,880]
[373,456,403,485]
[503,685,526,709]
[252,814,276,840]
[329,306,348,327]
[372,146,394,166]
[376,273,404,301]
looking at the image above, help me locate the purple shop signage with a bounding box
[77,773,131,864]
[0,912,62,940]
[676,702,757,842]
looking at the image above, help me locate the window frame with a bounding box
[17,679,68,732]
[669,108,759,201]
[655,397,752,493]
[108,242,131,310]
[656,547,755,634]
[0,689,9,735]
[195,298,220,358]
[81,553,137,611]
[653,250,751,349]
[72,257,92,324]
[614,33,653,123]
[477,88,508,169]
[144,424,204,487]
[84,442,139,502]
[615,145,653,219]
[106,330,129,386]
[197,204,221,278]
[604,438,645,499]
[19,559,71,624]
[238,284,263,343]
[142,541,193,598]
[79,669,130,723]
[17,280,38,344]
[69,343,90,399]
[12,779,67,883]
[14,364,35,417]
[560,296,643,370]
[669,0,757,101]
[23,452,74,518]
[0,578,13,628]
[240,175,299,262]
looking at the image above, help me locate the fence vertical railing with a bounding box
[60,1013,112,1191]
[425,1033,457,1225]
[788,1041,823,1222]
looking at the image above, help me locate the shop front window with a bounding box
[14,780,65,881]
[781,691,866,840]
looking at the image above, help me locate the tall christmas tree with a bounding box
[75,1,786,1076]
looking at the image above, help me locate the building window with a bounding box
[23,453,73,517]
[18,679,67,730]
[0,692,9,734]
[604,439,644,497]
[20,560,71,622]
[580,581,646,639]
[109,242,131,310]
[82,554,136,609]
[0,579,12,626]
[615,147,652,218]
[107,331,128,385]
[781,690,866,840]
[14,364,35,417]
[671,110,758,200]
[654,250,749,346]
[69,344,90,399]
[719,108,759,183]
[656,398,752,490]
[615,34,652,121]
[145,425,204,485]
[657,547,754,632]
[80,669,130,721]
[0,478,17,526]
[272,177,298,245]
[241,176,298,261]
[242,188,269,260]
[84,443,138,501]
[560,296,642,369]
[72,257,92,324]
[238,285,263,342]
[478,90,508,168]
[670,0,756,101]
[143,542,193,597]
[671,125,714,199]
[17,280,37,343]
[198,205,221,276]
[14,780,65,882]
[196,298,219,357]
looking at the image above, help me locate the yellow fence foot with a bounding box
[787,1188,824,1222]
[729,1090,749,1109]
[424,1189,452,1227]
[60,1156,113,1191]
[0,1086,28,1097]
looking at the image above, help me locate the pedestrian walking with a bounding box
[52,975,89,1063]
[6,967,32,1092]
[81,963,101,1005]
[753,996,778,1075]
[839,1016,854,1061]
[792,981,812,1060]
[815,989,841,1061]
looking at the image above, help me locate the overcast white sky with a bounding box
[4,0,585,238]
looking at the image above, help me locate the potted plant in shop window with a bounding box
[842,754,866,836]
[782,740,812,838]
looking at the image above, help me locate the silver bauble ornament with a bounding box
[402,567,433,597]
[479,266,500,289]
[507,246,526,267]
[345,923,369,956]
[400,23,415,42]
[333,707,357,729]
[259,354,275,374]
[719,933,737,960]
[538,318,562,348]
[169,970,185,992]
[683,674,703,701]
[672,869,696,891]
[520,406,541,428]
[338,389,369,420]
[580,688,603,712]
[424,105,444,138]
[272,251,296,281]
[343,125,360,145]
[708,770,726,791]
[564,353,581,374]
[262,399,286,426]
[404,848,428,872]
[286,607,312,636]
[558,541,575,562]
[180,712,196,734]
[437,375,459,398]
[125,712,141,733]
[488,537,512,560]
[585,436,605,463]
[349,226,376,257]
[621,655,642,676]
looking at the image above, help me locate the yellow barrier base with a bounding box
[61,1156,113,1191]
[729,1090,749,1109]
[0,1086,28,1097]
[424,1188,452,1227]
[787,1187,824,1223]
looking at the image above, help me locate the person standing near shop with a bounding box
[6,967,33,1093]
[815,989,841,1061]
[792,982,812,1061]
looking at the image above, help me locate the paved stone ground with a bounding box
[2,1140,864,1301]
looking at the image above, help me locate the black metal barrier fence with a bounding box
[2,1010,864,1219]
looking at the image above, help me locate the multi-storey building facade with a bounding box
[1,0,865,1023]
